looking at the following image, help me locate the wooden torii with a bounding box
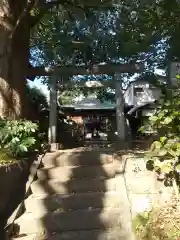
[27,63,142,150]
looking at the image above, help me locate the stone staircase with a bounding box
[14,149,133,240]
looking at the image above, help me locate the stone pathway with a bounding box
[13,147,133,240]
[12,147,174,240]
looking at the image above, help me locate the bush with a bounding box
[25,85,49,142]
[140,85,180,192]
[0,120,39,158]
[133,199,180,240]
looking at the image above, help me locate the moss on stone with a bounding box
[0,149,16,165]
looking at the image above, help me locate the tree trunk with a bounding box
[0,1,30,119]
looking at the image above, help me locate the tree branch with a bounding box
[8,0,41,40]
[29,0,64,28]
[29,8,48,28]
[29,0,113,29]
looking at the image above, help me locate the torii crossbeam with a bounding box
[27,63,142,77]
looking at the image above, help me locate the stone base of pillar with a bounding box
[49,143,59,152]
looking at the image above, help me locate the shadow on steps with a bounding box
[13,148,132,239]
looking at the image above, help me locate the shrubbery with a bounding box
[140,86,180,192]
[135,84,180,239]
[0,119,41,164]
[133,199,180,240]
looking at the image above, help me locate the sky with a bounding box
[28,77,49,98]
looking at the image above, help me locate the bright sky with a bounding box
[28,77,49,97]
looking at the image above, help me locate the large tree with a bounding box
[0,0,62,118]
[30,1,164,103]
[0,1,30,118]
[31,2,163,68]
[1,0,180,119]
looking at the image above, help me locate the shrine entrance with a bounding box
[28,63,143,150]
[61,99,117,142]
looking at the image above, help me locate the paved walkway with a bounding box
[12,146,173,240]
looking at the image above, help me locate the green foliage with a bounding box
[29,0,180,75]
[133,200,180,240]
[29,0,180,93]
[133,211,152,239]
[58,88,83,105]
[58,86,115,105]
[0,120,38,158]
[96,88,115,103]
[148,98,180,137]
[30,1,166,74]
[141,83,180,188]
[0,149,17,165]
[147,139,179,175]
[26,85,49,143]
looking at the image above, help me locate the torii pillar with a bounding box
[114,72,126,142]
[48,75,58,151]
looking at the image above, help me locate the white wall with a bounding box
[124,81,161,107]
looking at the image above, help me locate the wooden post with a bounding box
[115,72,126,141]
[48,75,58,151]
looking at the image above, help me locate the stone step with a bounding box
[25,192,125,217]
[46,208,124,232]
[12,234,37,240]
[31,178,117,197]
[47,228,132,240]
[37,164,117,181]
[15,208,131,235]
[12,229,132,240]
[42,151,113,167]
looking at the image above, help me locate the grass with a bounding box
[133,198,180,240]
[0,149,17,166]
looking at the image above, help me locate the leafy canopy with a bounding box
[141,82,180,189]
[29,1,180,102]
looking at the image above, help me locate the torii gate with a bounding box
[27,63,142,150]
